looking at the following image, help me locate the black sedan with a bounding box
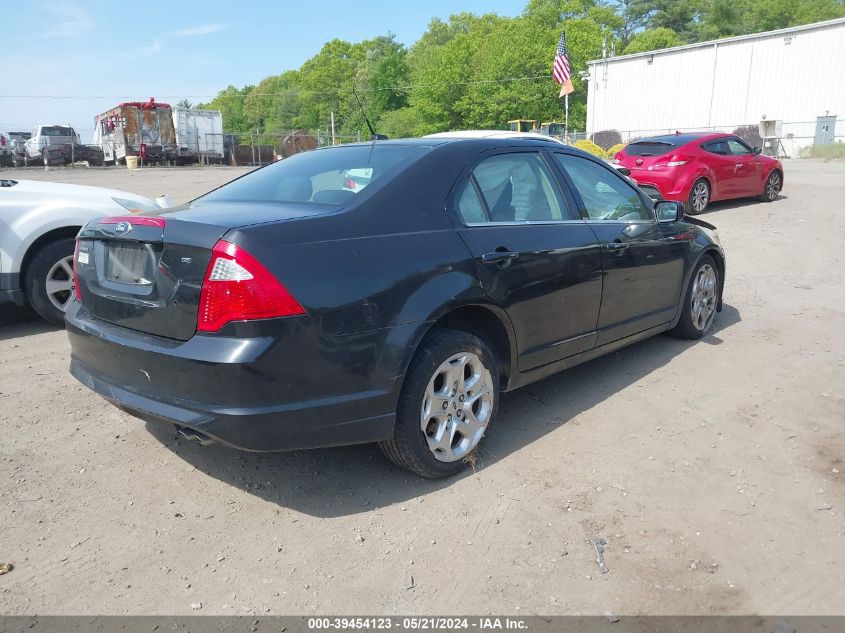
[66,137,725,478]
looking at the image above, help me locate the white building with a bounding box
[585,18,845,156]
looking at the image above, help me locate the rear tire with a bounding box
[379,329,500,479]
[760,170,781,202]
[670,254,720,339]
[687,178,710,215]
[24,238,77,326]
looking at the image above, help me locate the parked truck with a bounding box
[21,125,103,167]
[172,107,224,164]
[92,98,176,165]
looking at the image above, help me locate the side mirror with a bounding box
[615,166,631,176]
[655,200,684,223]
[752,146,762,155]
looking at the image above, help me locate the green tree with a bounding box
[176,98,193,109]
[198,85,252,133]
[622,27,682,54]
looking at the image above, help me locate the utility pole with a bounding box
[330,112,336,146]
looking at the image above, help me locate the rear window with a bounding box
[199,144,429,205]
[41,126,74,137]
[625,141,683,157]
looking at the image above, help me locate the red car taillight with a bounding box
[197,240,305,332]
[73,239,83,302]
[666,154,691,167]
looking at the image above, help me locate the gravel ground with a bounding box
[1,161,843,616]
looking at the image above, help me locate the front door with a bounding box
[725,136,762,196]
[551,152,687,346]
[452,151,604,371]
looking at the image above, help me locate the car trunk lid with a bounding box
[75,202,333,341]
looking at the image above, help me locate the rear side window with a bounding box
[458,153,573,223]
[198,144,430,205]
[702,140,726,155]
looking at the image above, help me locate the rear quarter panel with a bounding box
[0,198,118,277]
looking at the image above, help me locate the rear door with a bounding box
[551,152,687,345]
[451,150,603,370]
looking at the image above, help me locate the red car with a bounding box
[612,132,783,214]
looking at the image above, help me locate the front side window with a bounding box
[457,153,572,224]
[553,153,652,222]
[198,144,430,206]
[727,138,752,155]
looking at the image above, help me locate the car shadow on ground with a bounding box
[148,303,742,518]
[699,194,789,213]
[0,307,61,341]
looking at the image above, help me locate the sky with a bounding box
[1,0,523,141]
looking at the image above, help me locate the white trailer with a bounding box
[172,108,224,164]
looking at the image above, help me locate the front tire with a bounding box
[688,178,710,215]
[379,329,500,479]
[760,170,781,202]
[670,255,720,339]
[24,238,77,326]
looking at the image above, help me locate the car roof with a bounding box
[317,134,569,151]
[424,130,565,143]
[631,132,730,145]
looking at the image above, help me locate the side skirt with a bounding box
[505,322,671,392]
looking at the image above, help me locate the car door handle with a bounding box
[606,241,629,252]
[481,251,519,264]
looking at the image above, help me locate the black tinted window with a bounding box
[625,141,680,157]
[702,140,729,155]
[199,144,429,205]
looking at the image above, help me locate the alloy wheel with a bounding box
[45,255,75,312]
[690,264,718,331]
[420,352,494,462]
[691,181,709,213]
[766,172,781,200]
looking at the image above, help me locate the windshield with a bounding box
[199,144,430,205]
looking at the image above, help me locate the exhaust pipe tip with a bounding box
[177,426,216,446]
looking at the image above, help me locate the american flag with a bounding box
[553,31,574,97]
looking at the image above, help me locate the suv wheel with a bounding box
[24,238,77,326]
[380,329,499,478]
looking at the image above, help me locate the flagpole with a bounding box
[564,94,569,140]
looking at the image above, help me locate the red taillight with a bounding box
[100,216,166,227]
[197,240,305,332]
[344,177,356,190]
[73,239,83,301]
[666,154,691,167]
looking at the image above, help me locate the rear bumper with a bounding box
[65,300,414,451]
[627,170,693,201]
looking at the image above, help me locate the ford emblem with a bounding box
[114,221,132,235]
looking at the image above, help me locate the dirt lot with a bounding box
[1,162,843,616]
